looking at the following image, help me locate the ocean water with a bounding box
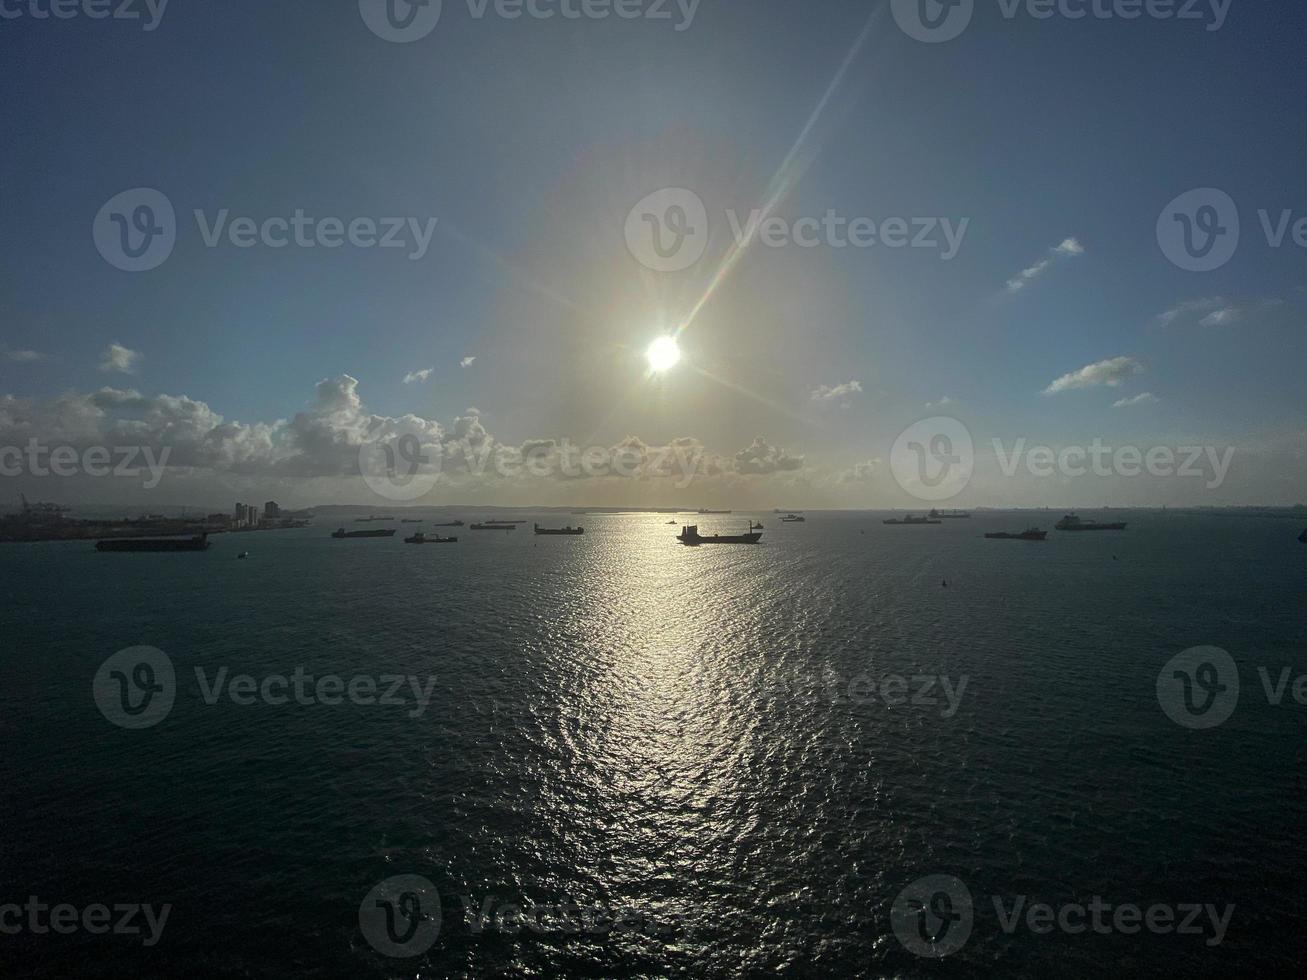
[3,511,1305,977]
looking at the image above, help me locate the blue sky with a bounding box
[2,0,1305,508]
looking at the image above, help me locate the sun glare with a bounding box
[645,336,681,373]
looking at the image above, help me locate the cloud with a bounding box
[99,342,140,374]
[733,437,804,475]
[403,368,434,384]
[1113,392,1159,409]
[1043,356,1144,395]
[1005,237,1084,294]
[2,348,43,363]
[837,458,882,483]
[925,396,954,409]
[461,356,477,368]
[810,380,863,406]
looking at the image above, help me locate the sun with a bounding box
[645,336,682,373]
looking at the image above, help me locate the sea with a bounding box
[3,510,1305,977]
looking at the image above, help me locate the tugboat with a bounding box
[331,527,397,538]
[96,533,212,552]
[883,515,942,525]
[1055,513,1127,531]
[985,527,1048,541]
[534,523,584,536]
[678,524,762,545]
[404,531,457,544]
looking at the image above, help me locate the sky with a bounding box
[1,0,1305,510]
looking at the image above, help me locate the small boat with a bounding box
[985,528,1048,541]
[780,513,805,523]
[534,523,584,535]
[331,527,397,539]
[96,533,211,552]
[404,532,457,544]
[678,524,761,545]
[929,508,971,519]
[238,551,250,559]
[666,520,678,525]
[1055,513,1127,531]
[470,522,516,531]
[883,515,942,525]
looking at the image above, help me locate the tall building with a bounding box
[264,501,280,519]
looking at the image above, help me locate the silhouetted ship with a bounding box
[751,521,765,529]
[96,533,211,552]
[354,515,396,522]
[697,508,732,514]
[332,527,396,538]
[471,522,516,531]
[884,515,942,525]
[985,528,1048,541]
[402,519,423,523]
[678,524,761,545]
[930,508,971,519]
[1055,513,1127,531]
[780,514,805,522]
[534,523,584,535]
[432,520,465,527]
[404,532,457,544]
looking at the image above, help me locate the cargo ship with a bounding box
[985,528,1048,541]
[534,523,584,535]
[1055,514,1127,531]
[471,523,516,531]
[678,524,761,545]
[96,533,212,552]
[697,509,732,514]
[930,509,971,519]
[780,514,805,523]
[331,528,397,538]
[404,532,457,544]
[884,515,942,525]
[431,520,465,527]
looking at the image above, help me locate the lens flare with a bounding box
[645,336,682,373]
